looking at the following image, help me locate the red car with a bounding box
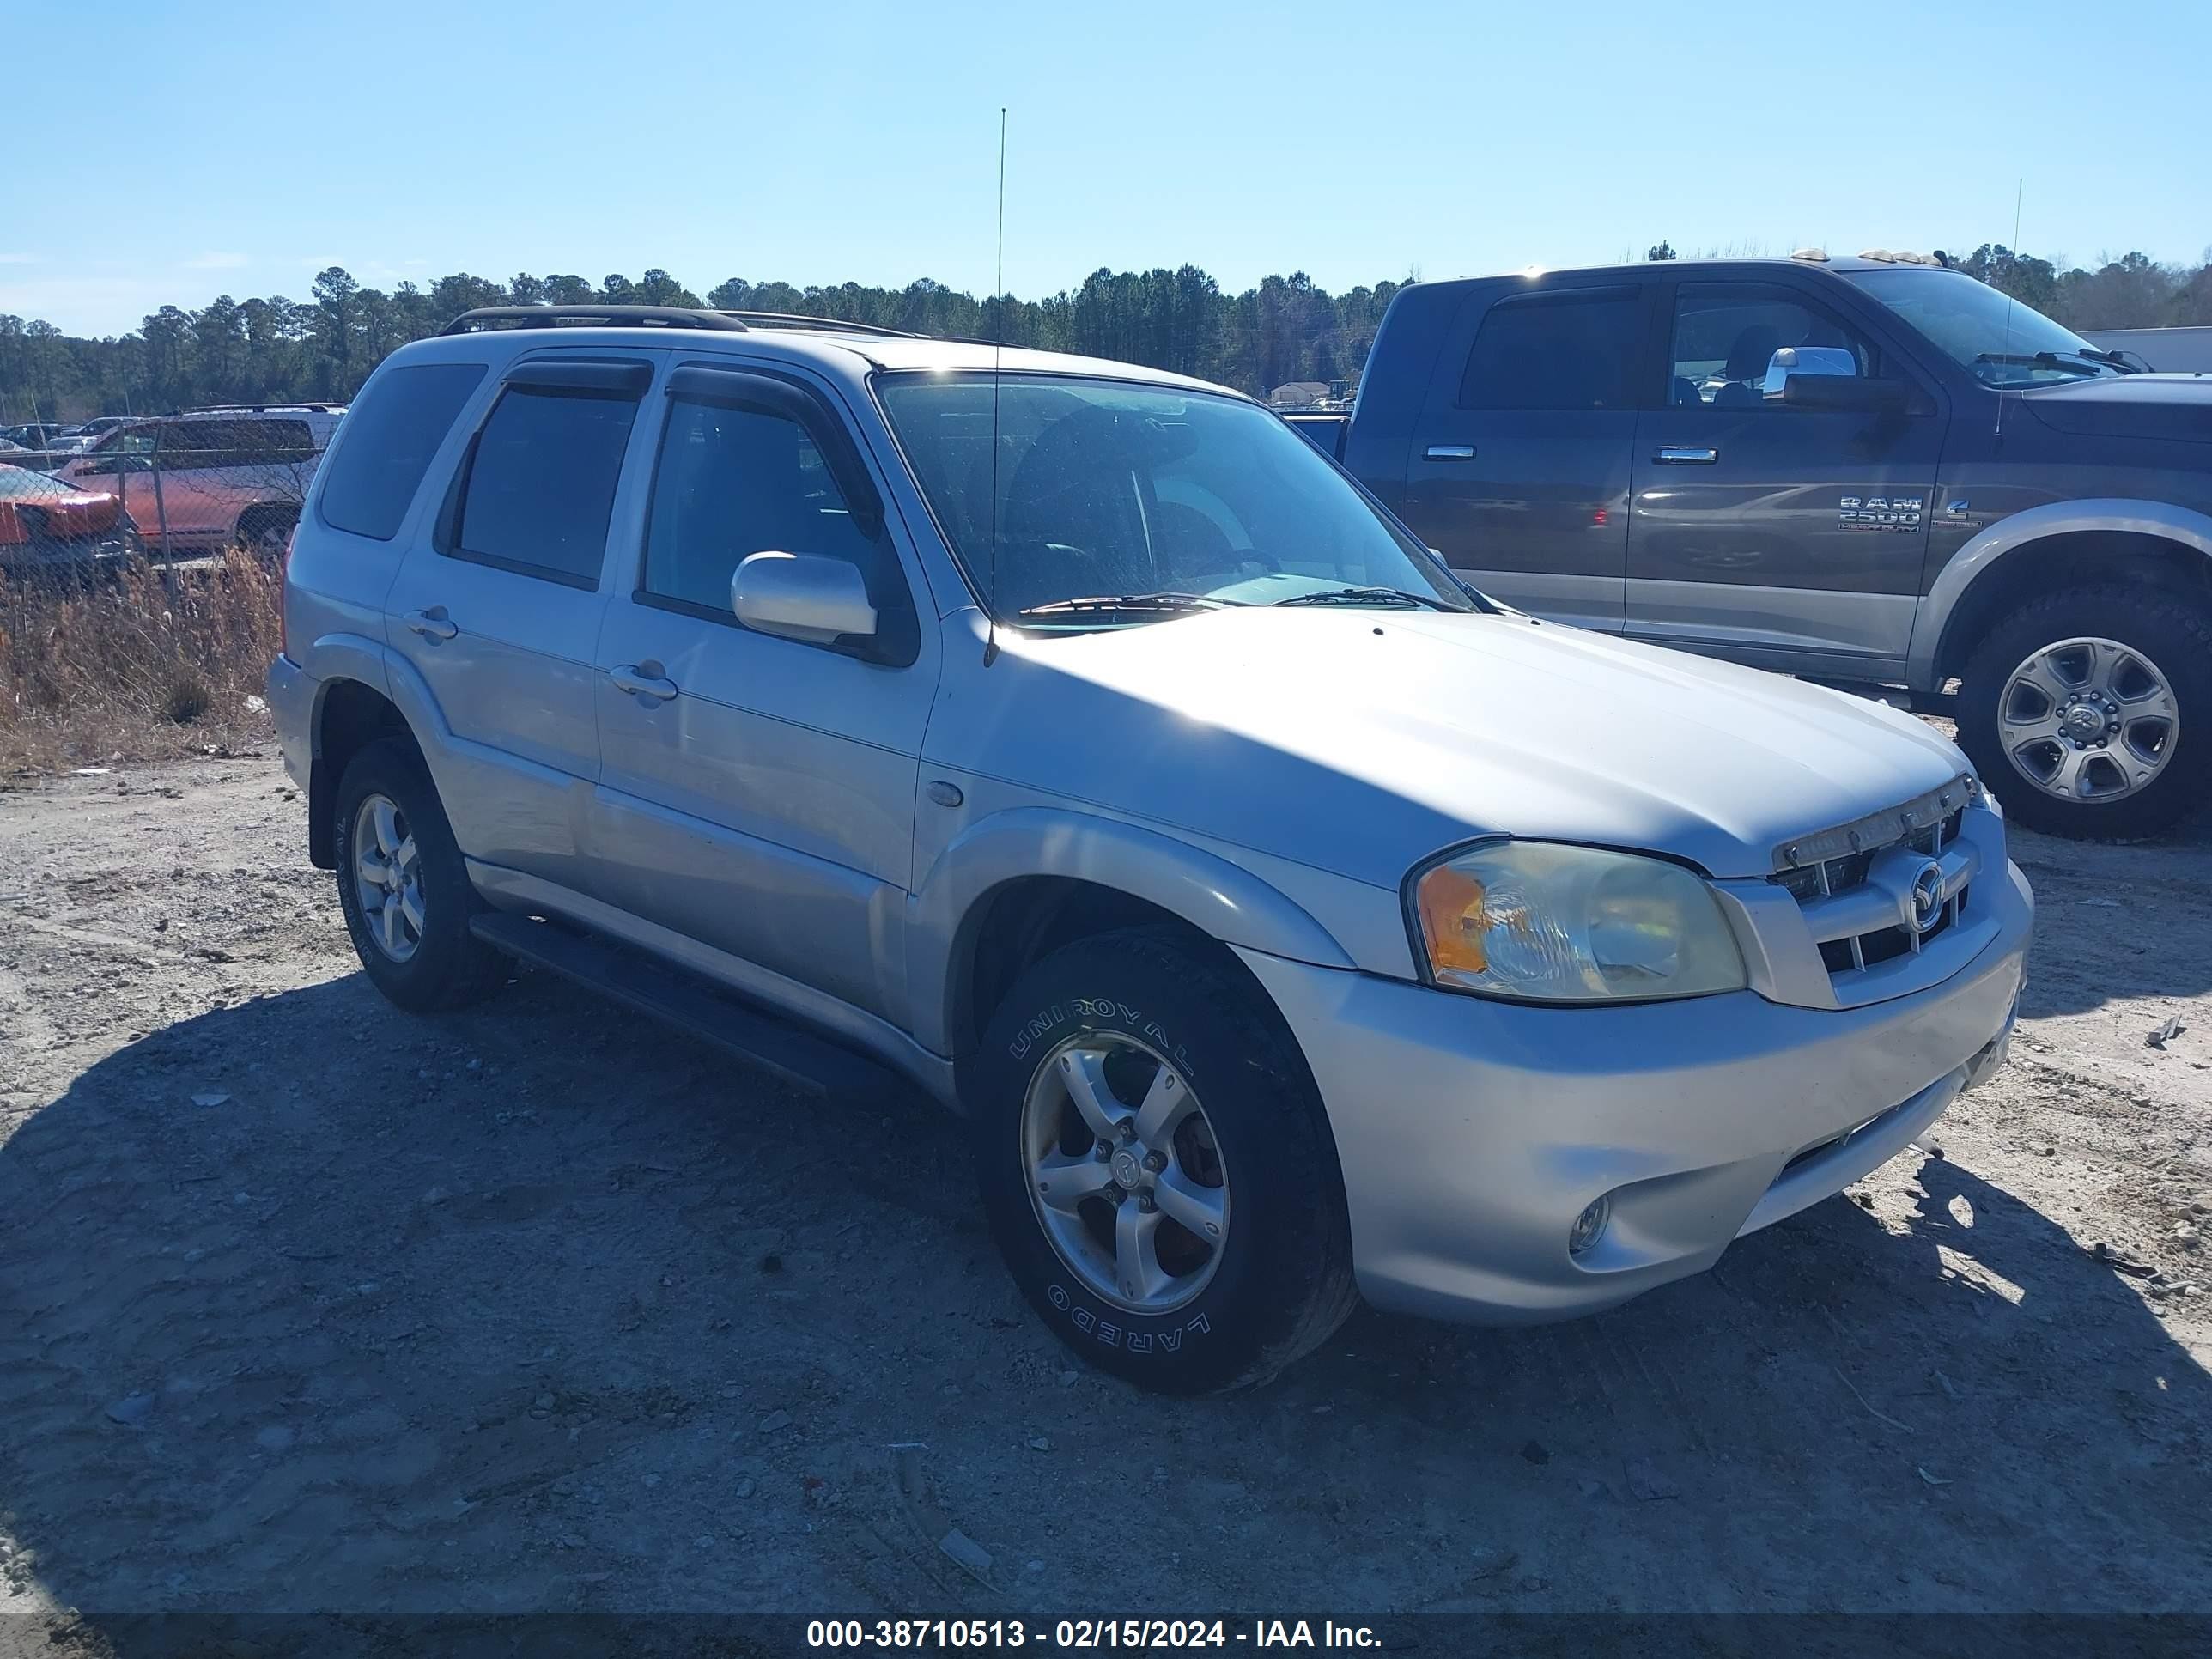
[0,464,140,575]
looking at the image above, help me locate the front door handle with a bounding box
[403,607,458,641]
[610,663,680,701]
[1652,446,1719,465]
[1425,444,1476,460]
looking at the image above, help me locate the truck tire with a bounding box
[970,929,1360,1393]
[1957,583,2212,839]
[332,738,511,1012]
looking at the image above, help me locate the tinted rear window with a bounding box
[1459,291,1644,410]
[453,386,638,583]
[319,363,487,540]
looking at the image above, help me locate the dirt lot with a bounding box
[2,752,2209,1633]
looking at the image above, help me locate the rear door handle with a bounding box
[610,663,679,701]
[1425,444,1476,460]
[403,607,458,641]
[1652,446,1718,465]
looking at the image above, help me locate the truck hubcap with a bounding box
[351,793,426,963]
[1022,1033,1229,1315]
[1996,635,2178,805]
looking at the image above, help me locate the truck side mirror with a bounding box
[1780,371,1911,413]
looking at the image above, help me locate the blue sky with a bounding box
[6,0,2208,337]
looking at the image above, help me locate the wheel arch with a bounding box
[914,808,1357,1066]
[1914,500,2212,689]
[307,674,418,868]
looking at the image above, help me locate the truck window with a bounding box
[452,385,640,586]
[641,399,878,613]
[1457,292,1643,411]
[1668,284,1881,408]
[319,363,487,540]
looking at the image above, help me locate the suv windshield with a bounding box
[875,372,1471,623]
[1841,267,2122,388]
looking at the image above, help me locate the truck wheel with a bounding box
[1957,584,2212,839]
[970,929,1360,1393]
[239,506,298,560]
[332,738,511,1012]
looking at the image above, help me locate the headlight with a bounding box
[1411,842,1747,1003]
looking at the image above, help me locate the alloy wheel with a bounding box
[1997,635,2179,804]
[1021,1032,1230,1315]
[351,792,426,963]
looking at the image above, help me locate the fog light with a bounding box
[1569,1195,1611,1258]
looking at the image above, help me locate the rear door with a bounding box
[1627,280,1943,673]
[381,351,658,889]
[148,419,256,547]
[1395,281,1650,631]
[587,361,936,1024]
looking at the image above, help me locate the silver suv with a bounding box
[270,305,2032,1392]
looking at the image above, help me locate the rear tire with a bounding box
[970,929,1359,1393]
[1956,584,2212,839]
[239,505,298,560]
[332,738,510,1012]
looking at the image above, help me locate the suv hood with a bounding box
[958,608,1967,885]
[2024,374,2212,441]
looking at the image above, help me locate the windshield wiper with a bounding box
[1270,585,1455,611]
[1014,592,1244,619]
[1972,350,2108,378]
[2072,345,2141,373]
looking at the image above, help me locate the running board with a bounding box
[468,911,897,1101]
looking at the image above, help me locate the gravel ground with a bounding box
[2,753,2208,1633]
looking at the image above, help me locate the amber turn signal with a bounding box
[1416,863,1490,975]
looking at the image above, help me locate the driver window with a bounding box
[641,398,878,612]
[1668,284,1882,409]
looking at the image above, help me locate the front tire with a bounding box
[1956,584,2212,839]
[971,930,1358,1393]
[332,738,510,1012]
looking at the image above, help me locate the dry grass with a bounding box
[0,551,283,778]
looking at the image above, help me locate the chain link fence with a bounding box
[1,407,338,582]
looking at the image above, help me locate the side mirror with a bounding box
[1781,372,1911,413]
[732,550,878,647]
[1761,345,1858,396]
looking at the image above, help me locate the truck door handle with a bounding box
[1652,446,1718,465]
[403,607,458,641]
[610,664,679,701]
[1425,444,1476,460]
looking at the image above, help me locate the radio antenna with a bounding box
[1995,176,2023,442]
[982,106,1007,665]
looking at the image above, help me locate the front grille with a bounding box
[1774,807,1962,906]
[1771,779,1978,981]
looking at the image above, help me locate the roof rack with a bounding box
[173,402,340,415]
[441,305,752,336]
[440,303,924,340]
[709,310,920,339]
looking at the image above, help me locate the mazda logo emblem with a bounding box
[1908,861,1945,933]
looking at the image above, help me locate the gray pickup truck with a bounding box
[1293,252,2212,839]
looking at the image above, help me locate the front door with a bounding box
[589,362,938,1024]
[1627,280,1943,673]
[1397,282,1648,631]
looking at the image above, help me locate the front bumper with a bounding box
[1235,856,2032,1325]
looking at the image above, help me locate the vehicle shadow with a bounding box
[1285,1151,2212,1614]
[1,966,2207,1634]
